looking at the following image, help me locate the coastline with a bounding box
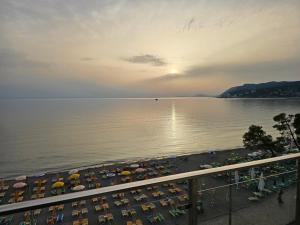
[1,146,296,225]
[4,147,246,181]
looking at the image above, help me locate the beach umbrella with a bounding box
[99,169,109,175]
[13,182,27,189]
[250,168,256,180]
[135,168,147,173]
[34,173,45,177]
[72,185,85,191]
[258,173,265,192]
[52,181,64,188]
[69,173,80,180]
[15,175,27,181]
[130,164,139,169]
[69,169,79,175]
[200,164,213,169]
[234,171,239,189]
[106,172,116,178]
[121,171,131,176]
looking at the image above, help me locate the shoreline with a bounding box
[3,147,245,181]
[1,146,296,225]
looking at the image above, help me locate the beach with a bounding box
[1,147,296,225]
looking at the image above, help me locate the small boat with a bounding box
[155,98,158,101]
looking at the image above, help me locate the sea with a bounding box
[0,97,299,178]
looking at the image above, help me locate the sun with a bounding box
[169,68,178,74]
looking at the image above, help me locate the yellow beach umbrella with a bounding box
[52,181,64,188]
[69,173,80,180]
[121,171,131,176]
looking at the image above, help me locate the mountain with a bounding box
[219,81,300,98]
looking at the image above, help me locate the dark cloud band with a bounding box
[124,54,167,66]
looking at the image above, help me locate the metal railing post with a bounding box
[189,178,198,225]
[228,171,232,225]
[296,158,300,224]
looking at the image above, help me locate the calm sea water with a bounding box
[0,97,300,178]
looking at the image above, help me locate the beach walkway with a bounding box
[200,186,296,225]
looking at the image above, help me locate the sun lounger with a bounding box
[253,192,264,198]
[122,198,129,204]
[177,194,188,202]
[122,209,129,217]
[248,196,259,201]
[114,200,122,206]
[11,191,24,196]
[51,177,63,183]
[169,207,186,217]
[147,213,165,223]
[72,210,80,217]
[73,218,88,225]
[98,213,114,224]
[0,186,9,191]
[88,183,96,189]
[33,186,45,192]
[112,192,125,199]
[31,193,45,199]
[8,196,23,203]
[135,219,143,225]
[95,205,101,212]
[92,197,101,204]
[141,203,156,212]
[127,219,143,225]
[81,208,88,215]
[34,179,47,185]
[131,189,142,195]
[160,198,174,206]
[34,209,41,216]
[56,204,64,211]
[102,203,109,210]
[262,188,273,194]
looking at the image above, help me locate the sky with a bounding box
[0,0,299,97]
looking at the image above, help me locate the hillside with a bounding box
[219,81,300,98]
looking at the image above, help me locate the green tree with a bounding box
[243,125,276,156]
[273,113,299,151]
[293,113,300,146]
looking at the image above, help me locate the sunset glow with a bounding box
[0,0,299,97]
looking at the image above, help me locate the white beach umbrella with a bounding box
[106,172,116,178]
[34,173,45,177]
[234,171,239,189]
[258,173,265,192]
[250,168,256,180]
[135,168,147,173]
[200,164,213,169]
[13,182,27,189]
[69,169,79,175]
[15,175,27,181]
[72,185,85,191]
[130,164,139,168]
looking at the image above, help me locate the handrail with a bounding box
[1,152,300,215]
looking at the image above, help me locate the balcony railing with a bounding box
[1,152,300,225]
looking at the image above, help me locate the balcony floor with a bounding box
[199,186,296,225]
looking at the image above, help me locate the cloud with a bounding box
[148,57,300,83]
[80,57,94,61]
[0,48,50,80]
[123,54,167,66]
